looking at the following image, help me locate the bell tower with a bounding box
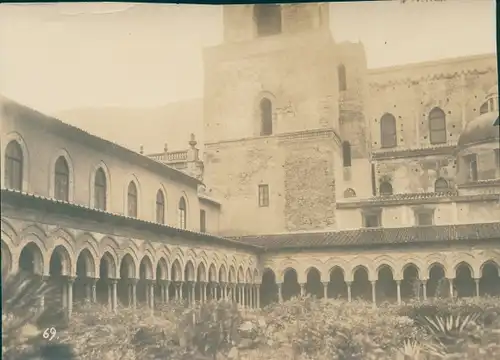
[203,4,342,236]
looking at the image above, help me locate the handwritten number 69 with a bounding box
[43,327,56,341]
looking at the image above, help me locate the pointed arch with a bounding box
[49,149,74,202]
[126,179,139,218]
[429,107,447,144]
[380,113,397,148]
[379,181,393,196]
[155,188,166,224]
[434,177,449,192]
[90,161,110,211]
[3,132,29,192]
[178,196,187,229]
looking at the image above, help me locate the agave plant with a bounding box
[1,270,75,360]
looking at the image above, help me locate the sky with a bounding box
[0,0,497,115]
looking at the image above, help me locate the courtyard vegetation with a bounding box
[3,271,500,360]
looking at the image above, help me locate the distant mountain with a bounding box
[55,98,204,154]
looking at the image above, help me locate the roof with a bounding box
[1,96,202,187]
[0,188,260,252]
[457,111,500,148]
[231,222,500,250]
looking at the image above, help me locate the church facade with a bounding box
[1,4,499,315]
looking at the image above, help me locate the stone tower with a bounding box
[203,4,343,236]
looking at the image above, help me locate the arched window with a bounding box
[338,64,347,91]
[479,102,489,115]
[94,168,107,211]
[379,181,393,196]
[178,197,187,229]
[343,188,356,198]
[434,178,449,192]
[4,140,23,191]
[127,181,138,218]
[54,156,69,201]
[260,98,273,136]
[428,107,447,144]
[380,113,397,148]
[254,4,282,37]
[342,141,352,167]
[156,189,165,224]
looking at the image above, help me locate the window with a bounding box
[479,102,489,115]
[178,197,187,229]
[54,156,69,201]
[4,140,23,191]
[338,64,347,91]
[371,163,376,196]
[465,154,478,182]
[260,98,273,136]
[380,113,397,148]
[342,141,352,167]
[415,210,434,226]
[434,178,449,192]
[363,211,381,228]
[94,168,107,211]
[343,188,356,198]
[127,181,138,218]
[254,4,282,37]
[429,107,447,144]
[200,210,206,233]
[494,149,500,168]
[156,189,165,224]
[379,181,393,196]
[258,184,269,207]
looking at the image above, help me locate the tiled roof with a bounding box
[371,145,456,160]
[1,96,201,186]
[230,222,500,250]
[0,188,261,251]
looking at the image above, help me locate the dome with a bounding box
[457,111,499,148]
[487,84,498,98]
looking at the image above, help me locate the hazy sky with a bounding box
[0,1,497,115]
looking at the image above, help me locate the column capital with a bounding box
[322,281,329,286]
[128,278,139,285]
[109,279,118,285]
[67,276,77,283]
[395,280,401,285]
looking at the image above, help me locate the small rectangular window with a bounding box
[415,211,433,226]
[466,154,478,182]
[258,184,269,207]
[363,212,381,228]
[200,210,206,233]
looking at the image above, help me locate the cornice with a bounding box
[368,66,497,89]
[371,144,457,160]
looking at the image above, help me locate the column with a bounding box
[421,280,427,300]
[346,281,352,302]
[322,282,328,300]
[448,278,454,298]
[371,281,377,307]
[300,283,306,297]
[277,283,283,303]
[249,286,254,309]
[191,282,196,305]
[61,279,68,309]
[202,282,207,303]
[67,277,75,319]
[474,278,480,297]
[396,280,402,305]
[164,281,170,303]
[91,278,97,303]
[256,285,260,308]
[175,282,181,301]
[149,281,155,309]
[111,279,118,313]
[131,279,137,309]
[210,282,215,300]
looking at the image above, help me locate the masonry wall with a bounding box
[199,199,221,234]
[336,200,500,230]
[0,102,203,232]
[204,131,338,236]
[203,26,339,144]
